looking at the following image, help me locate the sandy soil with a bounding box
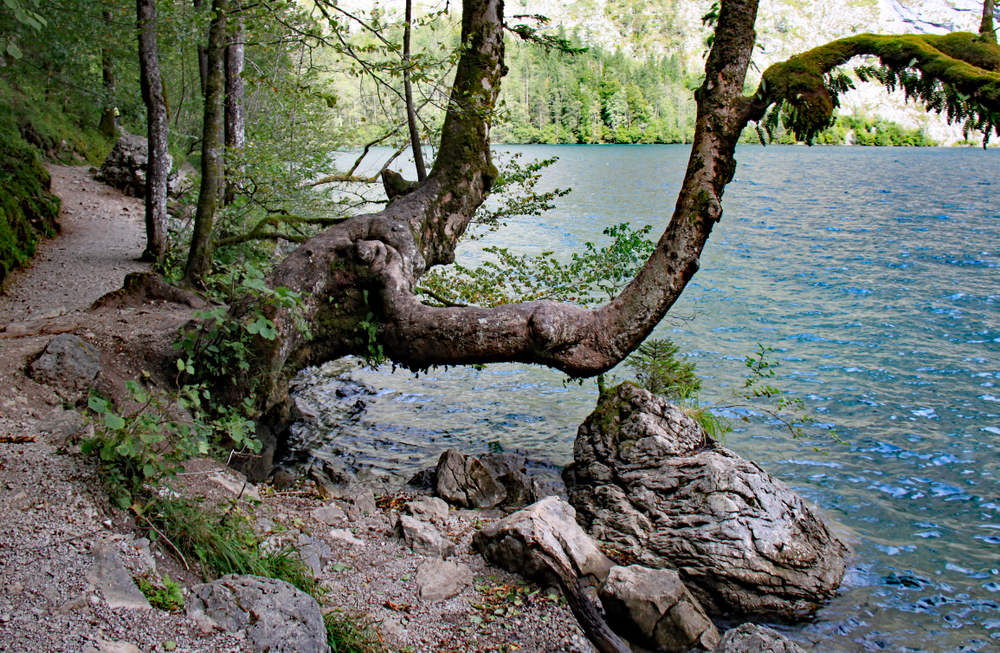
[0,165,597,653]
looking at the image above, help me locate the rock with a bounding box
[405,497,449,522]
[344,489,377,521]
[186,574,330,653]
[712,624,806,653]
[97,135,186,199]
[84,544,151,611]
[36,408,86,443]
[312,503,347,526]
[394,514,455,558]
[28,334,102,393]
[599,565,719,651]
[297,534,334,577]
[480,452,534,505]
[472,496,612,592]
[416,559,473,602]
[435,449,507,509]
[207,471,261,501]
[329,529,365,546]
[563,384,847,618]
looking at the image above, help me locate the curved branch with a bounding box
[744,32,1000,141]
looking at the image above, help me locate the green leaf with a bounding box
[88,396,108,414]
[104,413,126,430]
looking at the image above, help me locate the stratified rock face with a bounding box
[599,565,719,652]
[563,384,846,618]
[712,623,807,653]
[186,575,330,653]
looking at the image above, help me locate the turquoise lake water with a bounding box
[292,144,1000,651]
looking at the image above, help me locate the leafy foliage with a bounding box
[324,610,386,653]
[625,339,701,401]
[83,381,258,509]
[135,573,184,612]
[419,222,656,308]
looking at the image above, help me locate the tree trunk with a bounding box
[193,0,209,97]
[219,0,757,436]
[403,0,426,182]
[99,10,117,140]
[982,0,997,43]
[137,0,168,263]
[183,0,227,285]
[224,4,245,205]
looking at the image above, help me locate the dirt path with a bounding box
[0,164,149,323]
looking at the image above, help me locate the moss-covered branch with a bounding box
[747,32,1000,143]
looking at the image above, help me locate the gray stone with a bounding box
[599,565,719,651]
[394,514,455,558]
[297,534,334,577]
[405,497,449,522]
[435,449,507,509]
[416,559,473,602]
[563,384,847,618]
[29,334,102,393]
[36,408,86,443]
[329,529,364,546]
[84,544,151,611]
[312,503,347,526]
[712,624,806,653]
[186,574,330,653]
[97,135,187,199]
[472,496,612,592]
[345,489,377,521]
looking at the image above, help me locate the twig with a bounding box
[137,511,190,572]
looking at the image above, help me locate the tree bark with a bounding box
[982,0,997,43]
[403,0,427,182]
[137,0,168,263]
[183,0,227,285]
[99,10,117,140]
[224,3,245,204]
[194,0,209,97]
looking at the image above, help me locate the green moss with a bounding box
[0,112,60,287]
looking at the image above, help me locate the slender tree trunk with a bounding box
[224,3,245,204]
[99,10,117,140]
[982,0,996,43]
[403,0,426,182]
[183,0,227,285]
[193,0,209,97]
[137,0,168,262]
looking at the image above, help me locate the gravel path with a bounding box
[0,164,149,323]
[0,166,599,653]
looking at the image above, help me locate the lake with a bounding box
[291,144,1000,651]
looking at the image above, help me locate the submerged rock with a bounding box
[712,623,806,653]
[563,384,846,618]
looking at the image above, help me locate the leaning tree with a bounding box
[199,0,999,474]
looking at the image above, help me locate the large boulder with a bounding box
[712,624,806,653]
[563,384,846,618]
[599,565,719,652]
[97,135,168,198]
[473,496,613,592]
[186,575,329,653]
[97,135,190,198]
